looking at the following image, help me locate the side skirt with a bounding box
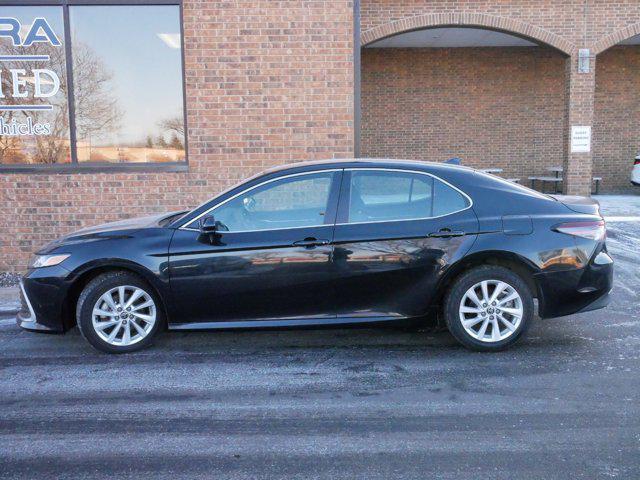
[168,315,408,331]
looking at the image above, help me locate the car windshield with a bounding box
[159,211,189,227]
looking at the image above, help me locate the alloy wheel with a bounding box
[458,279,523,343]
[91,285,156,347]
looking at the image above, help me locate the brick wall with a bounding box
[0,0,354,272]
[593,46,640,193]
[360,0,640,47]
[3,0,640,272]
[361,47,567,182]
[359,0,640,196]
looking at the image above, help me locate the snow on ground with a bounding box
[596,194,640,218]
[594,195,640,318]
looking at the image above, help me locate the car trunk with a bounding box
[549,195,602,216]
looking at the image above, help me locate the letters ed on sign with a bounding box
[0,17,62,101]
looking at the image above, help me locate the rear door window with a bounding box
[347,170,434,223]
[345,170,470,223]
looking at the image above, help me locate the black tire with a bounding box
[444,266,534,352]
[76,271,164,353]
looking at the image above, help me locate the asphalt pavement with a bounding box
[0,195,639,479]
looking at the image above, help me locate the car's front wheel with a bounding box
[76,271,163,353]
[444,266,534,351]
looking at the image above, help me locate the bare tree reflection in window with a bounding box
[0,40,69,164]
[157,115,185,153]
[72,42,121,161]
[71,5,185,164]
[0,40,119,164]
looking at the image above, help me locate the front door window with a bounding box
[210,172,335,232]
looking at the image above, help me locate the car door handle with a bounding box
[293,238,330,248]
[428,229,465,238]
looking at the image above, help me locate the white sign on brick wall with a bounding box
[571,126,591,153]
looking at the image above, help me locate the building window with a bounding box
[0,2,185,171]
[0,7,71,164]
[71,5,185,164]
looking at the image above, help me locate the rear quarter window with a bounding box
[433,178,470,216]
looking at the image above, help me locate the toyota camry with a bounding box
[17,159,613,353]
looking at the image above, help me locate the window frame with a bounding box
[180,169,344,233]
[336,168,473,225]
[0,0,188,173]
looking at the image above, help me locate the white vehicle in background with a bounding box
[632,153,640,186]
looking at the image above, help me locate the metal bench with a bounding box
[528,176,563,193]
[529,170,601,194]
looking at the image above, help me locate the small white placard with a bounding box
[571,126,591,153]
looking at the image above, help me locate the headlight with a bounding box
[31,254,70,268]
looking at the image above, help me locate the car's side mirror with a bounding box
[199,215,218,234]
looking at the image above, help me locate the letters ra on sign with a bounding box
[571,126,591,153]
[0,17,61,47]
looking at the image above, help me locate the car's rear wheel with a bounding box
[444,266,533,351]
[76,271,163,353]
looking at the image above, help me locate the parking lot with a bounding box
[0,196,639,479]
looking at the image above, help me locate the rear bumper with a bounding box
[577,290,611,313]
[535,251,613,319]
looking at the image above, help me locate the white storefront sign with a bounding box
[0,17,62,137]
[571,125,592,153]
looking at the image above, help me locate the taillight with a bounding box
[553,220,606,241]
[635,159,640,165]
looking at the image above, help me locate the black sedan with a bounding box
[17,159,613,353]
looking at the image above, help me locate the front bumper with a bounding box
[16,265,71,333]
[535,250,613,319]
[16,281,59,332]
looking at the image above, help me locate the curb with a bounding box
[0,286,20,317]
[0,305,20,316]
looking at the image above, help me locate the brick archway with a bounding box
[358,12,579,192]
[594,23,640,55]
[360,13,575,56]
[592,23,640,193]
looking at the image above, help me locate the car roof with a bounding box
[260,158,476,176]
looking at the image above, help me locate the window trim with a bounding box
[0,0,188,172]
[180,169,343,233]
[335,167,473,226]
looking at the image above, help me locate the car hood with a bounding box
[39,211,186,253]
[72,212,179,235]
